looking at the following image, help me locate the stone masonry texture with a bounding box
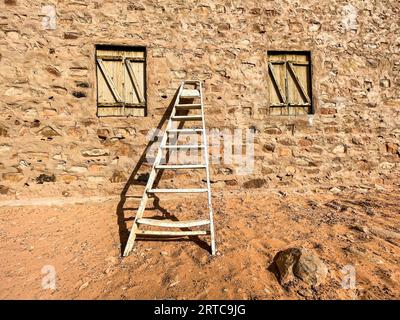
[0,0,399,198]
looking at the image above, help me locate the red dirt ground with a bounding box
[0,186,399,299]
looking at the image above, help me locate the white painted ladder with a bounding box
[123,80,216,256]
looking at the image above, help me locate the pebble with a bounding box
[79,281,90,291]
[352,224,370,234]
[169,281,180,288]
[297,288,313,298]
[330,187,342,194]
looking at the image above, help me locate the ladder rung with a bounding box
[176,104,202,110]
[162,145,204,149]
[167,129,203,134]
[180,89,200,98]
[155,164,206,169]
[137,218,210,228]
[136,230,210,236]
[172,115,203,121]
[147,188,208,193]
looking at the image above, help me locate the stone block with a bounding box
[2,172,24,182]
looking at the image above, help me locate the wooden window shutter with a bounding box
[268,52,312,115]
[96,46,146,117]
[124,50,146,116]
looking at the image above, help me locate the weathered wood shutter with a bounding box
[96,47,146,117]
[268,52,312,115]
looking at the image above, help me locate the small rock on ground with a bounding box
[274,247,328,287]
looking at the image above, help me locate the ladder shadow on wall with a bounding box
[115,87,210,257]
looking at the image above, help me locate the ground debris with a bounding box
[325,200,348,212]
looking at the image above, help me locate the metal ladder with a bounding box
[123,80,216,257]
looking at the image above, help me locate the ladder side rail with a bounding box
[199,81,216,255]
[123,82,185,256]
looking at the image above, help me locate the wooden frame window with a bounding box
[96,45,146,117]
[267,51,313,115]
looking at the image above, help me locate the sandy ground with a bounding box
[0,186,399,300]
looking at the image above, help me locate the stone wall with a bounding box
[0,0,399,198]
